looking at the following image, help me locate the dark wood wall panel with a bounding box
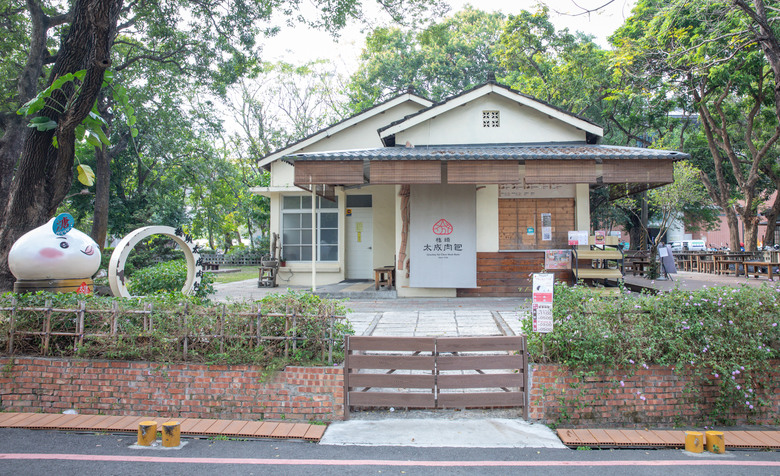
[499,198,575,250]
[457,252,573,297]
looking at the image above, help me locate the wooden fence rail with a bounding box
[1,297,345,365]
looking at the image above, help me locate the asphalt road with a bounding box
[2,428,780,476]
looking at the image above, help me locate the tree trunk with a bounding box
[90,144,111,250]
[761,196,780,248]
[0,0,122,291]
[725,208,741,251]
[0,0,55,206]
[742,214,760,251]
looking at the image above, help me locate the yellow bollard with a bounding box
[137,420,158,446]
[706,431,725,454]
[685,431,704,453]
[162,421,181,447]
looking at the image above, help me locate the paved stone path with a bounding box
[346,310,525,337]
[212,280,529,337]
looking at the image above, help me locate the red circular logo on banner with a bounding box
[432,219,453,235]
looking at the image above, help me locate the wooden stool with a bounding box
[374,266,394,290]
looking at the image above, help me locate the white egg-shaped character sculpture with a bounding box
[9,216,101,280]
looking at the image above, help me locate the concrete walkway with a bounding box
[320,416,565,448]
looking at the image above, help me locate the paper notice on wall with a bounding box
[541,213,552,241]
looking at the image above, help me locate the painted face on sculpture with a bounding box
[9,218,101,280]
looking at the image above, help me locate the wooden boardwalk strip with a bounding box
[222,420,249,436]
[724,431,751,448]
[640,430,668,446]
[286,423,310,439]
[70,415,110,429]
[28,414,69,429]
[188,418,219,434]
[756,431,780,448]
[653,430,684,446]
[37,414,74,429]
[303,424,327,441]
[570,429,600,446]
[254,422,279,437]
[106,416,141,431]
[9,413,50,428]
[177,419,200,433]
[201,419,233,435]
[89,415,126,431]
[729,431,766,448]
[270,422,295,438]
[603,429,636,446]
[235,421,264,437]
[0,412,31,425]
[587,429,615,445]
[558,429,780,450]
[0,412,325,442]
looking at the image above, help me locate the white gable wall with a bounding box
[394,94,587,146]
[270,101,424,187]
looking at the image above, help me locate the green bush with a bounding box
[128,259,215,298]
[1,290,352,367]
[125,236,184,277]
[523,283,780,422]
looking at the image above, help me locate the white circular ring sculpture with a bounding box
[108,226,202,298]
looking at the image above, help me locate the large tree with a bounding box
[611,0,780,251]
[346,6,506,111]
[0,0,443,291]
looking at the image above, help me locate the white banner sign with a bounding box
[410,185,476,288]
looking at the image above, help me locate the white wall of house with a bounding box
[477,185,500,252]
[270,101,425,188]
[394,94,587,146]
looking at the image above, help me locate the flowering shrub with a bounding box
[522,283,780,423]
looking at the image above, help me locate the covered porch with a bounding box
[287,143,683,297]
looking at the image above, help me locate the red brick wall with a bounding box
[4,357,776,426]
[0,357,343,422]
[530,363,780,426]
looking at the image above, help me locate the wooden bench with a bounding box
[203,263,220,271]
[715,259,743,276]
[743,262,777,280]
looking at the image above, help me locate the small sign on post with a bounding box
[532,273,554,333]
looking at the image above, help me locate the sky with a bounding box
[260,0,637,72]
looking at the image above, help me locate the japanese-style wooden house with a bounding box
[251,79,687,297]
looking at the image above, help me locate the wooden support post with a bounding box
[328,314,334,366]
[182,302,189,359]
[111,301,118,336]
[43,298,52,356]
[7,296,16,354]
[284,306,289,359]
[291,311,297,354]
[219,304,225,354]
[256,306,262,349]
[76,300,85,351]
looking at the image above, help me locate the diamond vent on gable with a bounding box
[482,110,500,127]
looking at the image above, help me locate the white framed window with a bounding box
[282,196,338,262]
[482,110,500,127]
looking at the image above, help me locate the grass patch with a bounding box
[212,266,260,284]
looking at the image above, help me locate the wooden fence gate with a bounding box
[343,336,528,419]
